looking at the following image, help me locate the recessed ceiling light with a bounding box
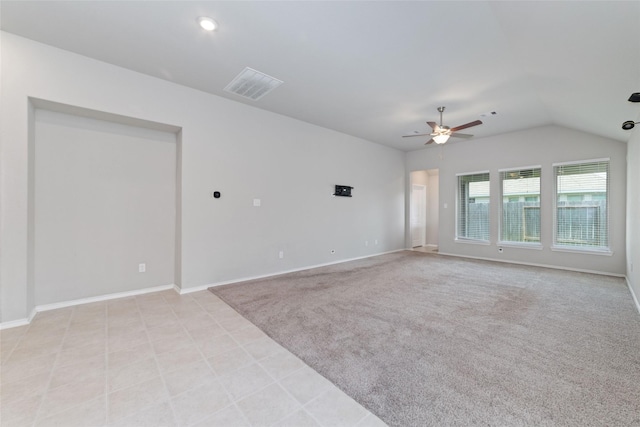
[198,17,218,32]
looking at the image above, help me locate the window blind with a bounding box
[457,172,490,241]
[554,160,609,250]
[500,168,541,243]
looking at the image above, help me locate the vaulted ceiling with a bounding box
[1,1,639,151]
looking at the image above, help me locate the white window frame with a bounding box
[552,158,612,255]
[456,170,491,244]
[498,165,543,249]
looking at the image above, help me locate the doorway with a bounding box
[411,184,427,247]
[410,169,439,252]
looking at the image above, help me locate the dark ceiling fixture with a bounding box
[621,93,640,130]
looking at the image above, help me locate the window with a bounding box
[554,160,609,251]
[500,167,541,244]
[457,172,490,242]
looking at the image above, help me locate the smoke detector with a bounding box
[224,67,283,101]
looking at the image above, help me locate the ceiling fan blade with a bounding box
[402,133,432,138]
[426,121,438,130]
[425,139,434,145]
[450,120,483,132]
[450,133,474,139]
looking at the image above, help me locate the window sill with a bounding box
[550,246,613,256]
[455,238,490,246]
[497,242,543,250]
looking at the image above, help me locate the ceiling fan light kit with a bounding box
[432,134,450,144]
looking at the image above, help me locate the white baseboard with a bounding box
[627,277,640,314]
[35,284,177,313]
[436,251,626,278]
[0,318,30,330]
[1,250,406,327]
[3,253,635,328]
[0,284,177,330]
[181,249,405,294]
[0,308,38,331]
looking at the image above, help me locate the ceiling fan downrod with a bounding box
[437,106,445,128]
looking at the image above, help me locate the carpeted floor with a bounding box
[210,251,640,426]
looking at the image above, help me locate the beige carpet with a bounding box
[210,251,640,426]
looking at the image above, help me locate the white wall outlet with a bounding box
[253,198,261,207]
[279,251,284,259]
[374,239,378,245]
[365,240,369,247]
[330,249,336,254]
[138,263,146,273]
[444,203,448,209]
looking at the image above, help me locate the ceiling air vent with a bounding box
[223,67,283,101]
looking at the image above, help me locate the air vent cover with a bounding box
[223,67,283,101]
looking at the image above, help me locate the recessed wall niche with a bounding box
[30,99,182,305]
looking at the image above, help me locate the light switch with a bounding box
[253,198,261,207]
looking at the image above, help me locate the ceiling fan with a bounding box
[403,106,483,145]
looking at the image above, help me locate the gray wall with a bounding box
[0,32,406,323]
[406,125,627,275]
[34,109,177,305]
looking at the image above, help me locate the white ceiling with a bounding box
[1,1,639,151]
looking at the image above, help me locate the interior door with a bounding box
[411,184,427,247]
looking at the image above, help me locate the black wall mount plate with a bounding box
[334,185,353,197]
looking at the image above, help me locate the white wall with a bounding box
[406,125,627,275]
[626,121,640,310]
[34,109,176,305]
[0,32,406,323]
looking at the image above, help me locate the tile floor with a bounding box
[0,290,387,427]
